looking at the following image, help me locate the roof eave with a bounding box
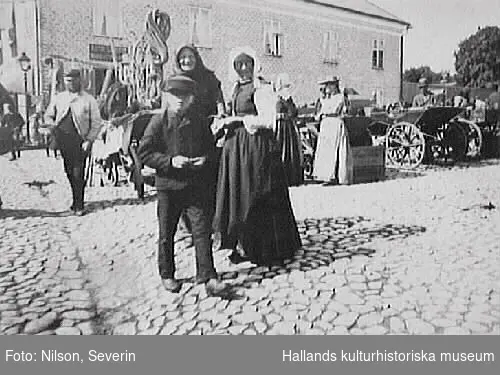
[305,0,411,28]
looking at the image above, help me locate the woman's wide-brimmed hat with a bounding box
[318,76,340,85]
[418,77,428,88]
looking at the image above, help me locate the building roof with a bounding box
[305,0,411,27]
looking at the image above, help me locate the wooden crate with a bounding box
[352,145,386,184]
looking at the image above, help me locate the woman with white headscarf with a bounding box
[274,73,303,186]
[212,47,301,266]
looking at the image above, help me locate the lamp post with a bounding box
[18,52,32,143]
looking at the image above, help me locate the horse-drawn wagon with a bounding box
[296,102,492,180]
[368,106,485,169]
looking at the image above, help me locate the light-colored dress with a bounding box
[313,94,353,184]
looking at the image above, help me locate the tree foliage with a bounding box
[403,66,446,83]
[454,26,500,88]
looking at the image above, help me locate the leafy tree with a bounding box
[454,26,500,87]
[404,66,444,83]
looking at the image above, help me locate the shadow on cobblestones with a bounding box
[83,193,157,213]
[367,158,500,183]
[422,158,500,170]
[213,216,427,297]
[0,208,63,219]
[95,216,429,334]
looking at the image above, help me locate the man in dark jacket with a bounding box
[137,75,226,295]
[1,103,25,161]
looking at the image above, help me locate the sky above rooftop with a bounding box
[371,0,499,73]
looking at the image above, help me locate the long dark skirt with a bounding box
[275,117,303,186]
[213,123,301,265]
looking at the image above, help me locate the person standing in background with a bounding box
[1,103,25,161]
[487,83,500,131]
[412,78,434,108]
[313,77,353,185]
[274,73,303,186]
[44,70,104,216]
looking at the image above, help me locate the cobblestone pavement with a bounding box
[1,150,499,335]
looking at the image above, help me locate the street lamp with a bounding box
[18,52,32,143]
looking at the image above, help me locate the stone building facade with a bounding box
[2,0,410,106]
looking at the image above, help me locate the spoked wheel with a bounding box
[300,127,316,180]
[303,153,314,180]
[431,122,468,163]
[453,119,483,159]
[386,122,426,169]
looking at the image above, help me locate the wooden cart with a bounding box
[368,107,470,169]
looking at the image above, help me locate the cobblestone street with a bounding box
[1,150,499,335]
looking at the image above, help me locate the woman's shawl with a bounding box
[228,46,277,132]
[242,79,277,132]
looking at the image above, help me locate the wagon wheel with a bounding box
[385,121,425,169]
[129,142,145,199]
[432,122,468,163]
[303,154,314,180]
[453,119,483,158]
[299,127,316,180]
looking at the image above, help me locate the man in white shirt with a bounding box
[412,78,434,108]
[44,70,104,215]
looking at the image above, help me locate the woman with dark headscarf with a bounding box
[173,44,225,119]
[173,45,226,229]
[212,47,301,266]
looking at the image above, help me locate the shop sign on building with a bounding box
[89,44,128,62]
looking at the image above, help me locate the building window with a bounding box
[323,31,339,64]
[373,88,384,107]
[188,7,212,48]
[93,0,122,38]
[264,20,282,57]
[372,39,384,69]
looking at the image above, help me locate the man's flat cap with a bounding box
[64,69,81,78]
[162,75,198,94]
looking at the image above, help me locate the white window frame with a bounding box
[92,0,123,38]
[188,6,213,49]
[264,19,282,57]
[323,31,339,64]
[372,39,384,70]
[374,88,384,107]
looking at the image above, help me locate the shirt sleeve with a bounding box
[137,113,173,174]
[242,83,277,131]
[85,96,105,142]
[15,113,25,128]
[210,75,226,115]
[44,96,58,125]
